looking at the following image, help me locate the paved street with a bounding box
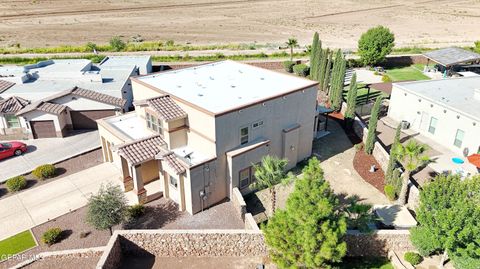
[0,131,100,182]
[0,162,121,241]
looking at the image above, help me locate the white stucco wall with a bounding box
[21,110,66,133]
[54,95,117,111]
[388,86,480,155]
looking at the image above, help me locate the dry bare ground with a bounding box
[0,0,479,49]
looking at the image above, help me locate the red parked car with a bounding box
[0,141,27,160]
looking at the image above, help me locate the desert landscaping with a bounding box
[1,0,480,49]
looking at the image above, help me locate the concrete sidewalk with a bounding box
[0,131,100,182]
[0,162,121,241]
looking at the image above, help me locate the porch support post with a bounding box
[131,164,147,204]
[122,158,133,192]
[179,174,186,212]
[158,160,169,199]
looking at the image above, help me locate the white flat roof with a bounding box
[136,60,317,114]
[394,77,480,121]
[172,146,208,166]
[105,113,154,141]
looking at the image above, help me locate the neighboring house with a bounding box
[388,77,480,156]
[0,56,151,139]
[98,60,319,214]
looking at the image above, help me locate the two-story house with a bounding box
[97,60,319,214]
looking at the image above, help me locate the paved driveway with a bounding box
[0,131,100,182]
[0,162,121,240]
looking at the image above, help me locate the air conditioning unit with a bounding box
[401,120,410,130]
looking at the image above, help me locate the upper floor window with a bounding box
[240,126,249,145]
[453,129,465,148]
[5,115,20,128]
[428,117,437,135]
[146,112,163,135]
[252,120,264,129]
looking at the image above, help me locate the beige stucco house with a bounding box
[98,60,319,214]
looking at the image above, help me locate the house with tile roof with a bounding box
[0,56,151,139]
[97,60,319,214]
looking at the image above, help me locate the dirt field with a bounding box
[0,0,479,49]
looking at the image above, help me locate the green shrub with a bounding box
[292,64,309,77]
[42,227,62,246]
[381,74,392,82]
[32,164,56,180]
[384,184,396,201]
[127,204,145,220]
[109,36,126,51]
[85,42,97,52]
[6,176,27,192]
[404,252,423,266]
[283,60,295,73]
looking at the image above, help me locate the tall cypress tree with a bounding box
[323,50,332,92]
[385,124,402,186]
[365,96,383,155]
[309,32,320,81]
[345,73,357,120]
[318,48,328,91]
[329,50,341,104]
[333,56,347,110]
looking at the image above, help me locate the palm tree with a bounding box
[251,155,289,215]
[286,38,299,61]
[393,139,430,205]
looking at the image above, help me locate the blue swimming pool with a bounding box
[452,157,464,164]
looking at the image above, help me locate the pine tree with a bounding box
[263,158,347,268]
[364,95,382,155]
[309,32,321,81]
[323,50,332,92]
[345,73,357,120]
[385,124,401,185]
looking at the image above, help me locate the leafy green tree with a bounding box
[364,96,382,155]
[410,174,480,268]
[385,124,401,184]
[392,139,430,205]
[309,33,321,81]
[109,36,126,52]
[252,155,289,214]
[344,73,358,120]
[263,158,347,268]
[358,26,395,66]
[286,38,299,61]
[86,183,128,235]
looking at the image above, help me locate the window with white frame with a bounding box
[428,117,437,135]
[239,167,251,189]
[5,115,20,128]
[453,129,465,148]
[240,126,249,145]
[169,175,178,189]
[146,112,164,135]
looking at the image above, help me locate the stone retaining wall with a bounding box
[232,187,247,222]
[11,247,104,269]
[373,142,390,171]
[345,230,415,257]
[244,213,259,231]
[154,59,300,72]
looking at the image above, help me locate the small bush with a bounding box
[384,184,396,201]
[85,42,97,52]
[109,36,126,51]
[32,164,56,180]
[6,176,27,192]
[373,71,380,76]
[283,60,295,73]
[165,40,175,47]
[42,227,62,246]
[381,74,392,82]
[127,204,145,220]
[292,64,309,77]
[404,252,423,266]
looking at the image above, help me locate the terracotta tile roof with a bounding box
[118,135,167,165]
[45,86,126,108]
[16,101,67,115]
[0,80,15,94]
[0,96,30,114]
[147,95,187,121]
[160,151,187,175]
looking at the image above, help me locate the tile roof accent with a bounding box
[118,135,167,166]
[0,96,30,114]
[16,101,67,115]
[45,86,126,108]
[147,95,187,121]
[0,80,15,94]
[160,151,187,175]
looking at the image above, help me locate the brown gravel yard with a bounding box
[0,198,243,268]
[353,146,386,194]
[0,149,102,200]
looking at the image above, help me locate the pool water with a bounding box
[452,157,464,164]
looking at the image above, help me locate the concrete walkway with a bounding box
[0,131,100,182]
[0,162,121,241]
